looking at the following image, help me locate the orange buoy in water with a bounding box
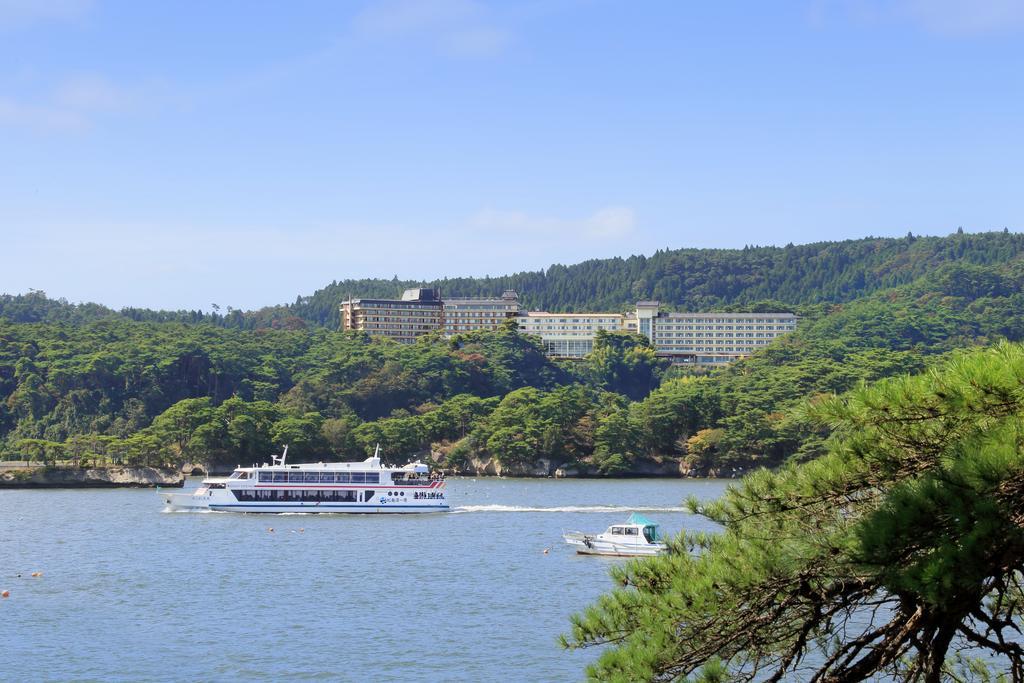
[1,590,9,598]
[31,572,42,578]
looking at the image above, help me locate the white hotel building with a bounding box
[341,291,797,365]
[519,302,796,364]
[631,302,797,365]
[515,312,628,358]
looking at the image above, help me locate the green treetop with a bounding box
[564,342,1024,682]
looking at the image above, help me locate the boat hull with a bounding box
[563,533,666,557]
[208,503,449,513]
[161,491,449,513]
[162,491,212,510]
[571,546,664,557]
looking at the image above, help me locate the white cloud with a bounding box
[0,0,92,30]
[443,25,510,57]
[0,96,85,131]
[352,0,511,58]
[585,206,636,238]
[818,0,1024,36]
[354,0,477,36]
[469,205,636,239]
[899,0,1024,35]
[53,74,133,112]
[0,74,166,132]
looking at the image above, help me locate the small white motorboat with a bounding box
[563,513,668,556]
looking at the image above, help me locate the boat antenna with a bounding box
[273,445,289,467]
[373,443,381,459]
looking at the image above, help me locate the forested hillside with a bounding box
[285,230,1024,327]
[4,231,1023,330]
[2,230,1024,475]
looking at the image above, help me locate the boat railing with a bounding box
[390,478,438,487]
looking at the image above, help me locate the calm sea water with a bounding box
[0,477,730,682]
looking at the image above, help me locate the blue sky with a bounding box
[1,1,1022,311]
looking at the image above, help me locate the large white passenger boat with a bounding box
[161,446,448,514]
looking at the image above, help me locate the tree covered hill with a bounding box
[3,230,1024,475]
[2,253,1024,473]
[285,230,1024,327]
[3,230,1023,329]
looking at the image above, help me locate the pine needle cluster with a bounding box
[564,342,1024,682]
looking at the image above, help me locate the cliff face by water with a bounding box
[0,466,184,488]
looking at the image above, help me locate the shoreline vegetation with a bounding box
[2,231,1024,488]
[0,454,744,488]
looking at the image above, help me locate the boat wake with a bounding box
[451,504,688,514]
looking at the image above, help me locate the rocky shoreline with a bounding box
[442,454,746,479]
[0,466,184,488]
[195,456,743,479]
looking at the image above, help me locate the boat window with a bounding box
[336,472,350,483]
[273,472,287,483]
[303,472,319,483]
[238,471,249,479]
[351,472,366,483]
[362,490,375,502]
[288,472,305,483]
[365,473,380,483]
[229,471,241,479]
[643,527,655,543]
[259,472,273,483]
[318,472,333,483]
[611,527,624,535]
[624,527,638,535]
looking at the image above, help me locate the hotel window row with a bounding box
[341,290,797,366]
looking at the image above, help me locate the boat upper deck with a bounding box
[225,455,440,486]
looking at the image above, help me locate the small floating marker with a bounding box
[267,527,275,533]
[543,548,550,554]
[299,528,304,533]
[1,590,9,598]
[31,572,42,578]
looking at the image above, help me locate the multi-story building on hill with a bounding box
[442,290,521,333]
[515,312,627,357]
[340,288,443,342]
[340,292,797,364]
[629,304,797,365]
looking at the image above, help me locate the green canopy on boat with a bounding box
[627,512,659,527]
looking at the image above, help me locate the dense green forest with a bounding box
[2,230,1024,474]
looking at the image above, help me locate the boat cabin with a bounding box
[608,524,659,544]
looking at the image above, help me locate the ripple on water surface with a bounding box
[0,477,729,682]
